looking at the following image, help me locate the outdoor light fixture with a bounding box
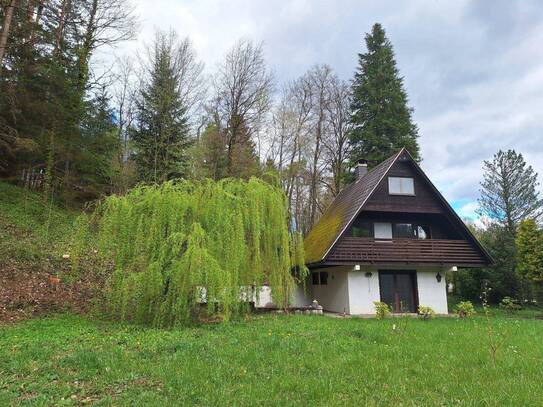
[354,264,361,271]
[365,271,373,278]
[436,272,442,283]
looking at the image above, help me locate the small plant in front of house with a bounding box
[454,301,475,319]
[373,301,390,319]
[418,305,435,320]
[481,283,510,366]
[499,296,522,312]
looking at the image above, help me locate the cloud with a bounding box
[105,0,543,207]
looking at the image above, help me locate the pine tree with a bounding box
[348,23,420,169]
[478,150,543,236]
[132,32,192,183]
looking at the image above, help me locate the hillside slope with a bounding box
[0,182,98,323]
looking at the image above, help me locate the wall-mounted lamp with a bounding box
[365,271,373,278]
[436,272,442,283]
[354,264,361,271]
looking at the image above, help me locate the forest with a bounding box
[1,0,543,308]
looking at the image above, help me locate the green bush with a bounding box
[418,305,436,320]
[499,296,522,312]
[454,301,476,318]
[373,301,391,319]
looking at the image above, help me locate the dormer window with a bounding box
[388,177,415,195]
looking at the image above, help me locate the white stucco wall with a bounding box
[257,265,450,315]
[416,269,448,314]
[291,283,311,308]
[255,282,311,308]
[310,267,350,313]
[347,267,381,314]
[347,266,449,315]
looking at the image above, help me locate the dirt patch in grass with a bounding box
[0,258,104,324]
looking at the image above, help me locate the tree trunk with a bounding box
[0,0,17,71]
[25,0,43,43]
[77,0,98,87]
[54,0,71,57]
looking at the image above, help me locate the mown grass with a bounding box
[1,313,542,406]
[0,181,76,263]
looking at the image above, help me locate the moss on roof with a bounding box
[303,151,401,264]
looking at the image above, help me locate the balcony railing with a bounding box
[328,237,486,266]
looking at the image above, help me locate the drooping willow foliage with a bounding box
[74,178,307,327]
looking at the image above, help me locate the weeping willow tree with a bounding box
[74,178,307,327]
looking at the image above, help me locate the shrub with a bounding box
[418,305,436,320]
[373,301,390,319]
[499,296,521,312]
[454,301,475,318]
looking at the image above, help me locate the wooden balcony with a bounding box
[327,237,487,266]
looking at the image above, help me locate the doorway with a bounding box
[378,271,418,313]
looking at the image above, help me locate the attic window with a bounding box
[388,177,415,195]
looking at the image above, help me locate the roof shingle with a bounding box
[303,150,401,264]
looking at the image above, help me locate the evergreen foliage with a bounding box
[0,0,135,202]
[75,178,307,326]
[478,149,543,236]
[131,32,192,183]
[348,23,420,169]
[516,219,543,283]
[454,224,520,303]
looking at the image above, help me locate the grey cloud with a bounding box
[117,0,543,205]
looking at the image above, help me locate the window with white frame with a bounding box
[388,177,415,195]
[374,222,393,239]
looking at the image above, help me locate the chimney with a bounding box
[355,159,368,180]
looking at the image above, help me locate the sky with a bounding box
[109,0,543,220]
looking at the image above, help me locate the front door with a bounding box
[379,271,418,313]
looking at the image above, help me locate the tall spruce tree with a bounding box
[348,23,420,169]
[132,32,192,183]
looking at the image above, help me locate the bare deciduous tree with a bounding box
[212,39,274,175]
[323,76,352,196]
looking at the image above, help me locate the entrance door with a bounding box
[379,271,418,313]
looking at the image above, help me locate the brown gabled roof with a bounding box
[304,150,402,264]
[303,148,494,266]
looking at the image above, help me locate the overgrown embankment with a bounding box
[0,182,100,323]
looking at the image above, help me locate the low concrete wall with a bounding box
[255,282,311,309]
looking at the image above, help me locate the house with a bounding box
[300,148,492,315]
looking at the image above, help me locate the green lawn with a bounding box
[1,314,542,406]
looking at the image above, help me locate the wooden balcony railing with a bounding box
[328,237,486,266]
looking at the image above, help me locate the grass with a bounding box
[0,181,76,264]
[1,313,542,406]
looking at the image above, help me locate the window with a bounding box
[320,272,328,285]
[351,222,372,237]
[388,223,431,239]
[374,222,393,239]
[312,272,320,285]
[394,223,414,239]
[388,177,415,195]
[416,225,431,239]
[311,271,329,285]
